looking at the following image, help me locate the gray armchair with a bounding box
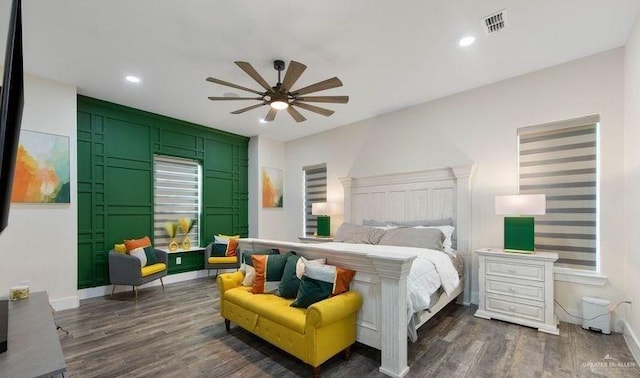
[108,249,168,302]
[204,243,240,278]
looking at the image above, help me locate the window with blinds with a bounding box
[303,164,327,236]
[518,115,599,271]
[153,155,201,248]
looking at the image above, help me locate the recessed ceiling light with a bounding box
[259,119,268,124]
[125,75,141,83]
[458,36,475,47]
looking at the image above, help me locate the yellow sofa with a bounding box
[217,271,362,377]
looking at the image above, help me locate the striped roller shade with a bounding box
[303,164,327,236]
[518,116,599,271]
[153,155,201,248]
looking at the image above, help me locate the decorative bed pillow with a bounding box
[251,253,290,294]
[290,264,355,308]
[129,247,147,267]
[124,236,152,251]
[414,225,455,254]
[334,223,386,244]
[114,244,127,253]
[378,227,445,251]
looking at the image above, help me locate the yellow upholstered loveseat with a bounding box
[217,271,362,377]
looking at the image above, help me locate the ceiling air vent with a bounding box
[482,9,507,34]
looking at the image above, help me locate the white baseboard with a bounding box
[77,269,223,301]
[624,320,640,365]
[554,304,581,326]
[50,295,80,311]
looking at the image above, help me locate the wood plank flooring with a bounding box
[54,278,639,377]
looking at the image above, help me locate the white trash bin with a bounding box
[582,296,611,334]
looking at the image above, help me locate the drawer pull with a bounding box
[508,268,516,274]
[509,306,516,311]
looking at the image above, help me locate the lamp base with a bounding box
[316,215,330,237]
[504,216,535,252]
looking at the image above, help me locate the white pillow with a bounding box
[129,247,147,267]
[242,265,256,286]
[372,225,398,231]
[296,257,327,279]
[415,225,455,253]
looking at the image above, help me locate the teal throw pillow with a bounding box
[143,247,159,265]
[242,248,279,267]
[277,252,300,298]
[290,264,355,308]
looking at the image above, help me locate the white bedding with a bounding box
[312,242,460,340]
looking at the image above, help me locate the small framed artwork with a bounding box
[262,167,283,208]
[11,130,70,203]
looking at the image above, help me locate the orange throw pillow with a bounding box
[124,236,152,252]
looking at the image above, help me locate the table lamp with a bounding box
[495,194,546,253]
[312,202,330,237]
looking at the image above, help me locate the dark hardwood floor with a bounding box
[55,278,639,377]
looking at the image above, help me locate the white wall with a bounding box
[624,12,640,359]
[282,48,628,329]
[248,135,288,239]
[0,73,77,310]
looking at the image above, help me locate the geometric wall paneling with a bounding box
[77,96,249,288]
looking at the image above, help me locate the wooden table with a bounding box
[0,291,66,377]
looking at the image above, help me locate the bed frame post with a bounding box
[339,177,353,224]
[370,254,415,378]
[451,164,476,305]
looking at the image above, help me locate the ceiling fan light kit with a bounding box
[207,59,349,122]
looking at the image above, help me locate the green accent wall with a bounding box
[77,96,249,289]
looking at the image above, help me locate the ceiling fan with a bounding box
[206,59,349,123]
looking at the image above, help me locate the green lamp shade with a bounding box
[316,215,330,237]
[504,217,535,253]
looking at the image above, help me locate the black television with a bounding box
[0,0,24,236]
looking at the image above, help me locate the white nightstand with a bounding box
[474,248,559,335]
[298,236,334,244]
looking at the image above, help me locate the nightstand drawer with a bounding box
[485,295,545,322]
[486,278,544,301]
[485,259,544,281]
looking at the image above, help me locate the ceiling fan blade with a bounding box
[231,103,266,114]
[281,61,307,92]
[296,95,349,104]
[291,77,343,96]
[235,61,273,92]
[207,96,262,101]
[206,77,264,95]
[292,102,335,117]
[264,108,278,122]
[286,106,307,123]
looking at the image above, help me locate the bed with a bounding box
[237,164,476,378]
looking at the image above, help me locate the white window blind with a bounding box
[303,164,327,236]
[518,116,599,271]
[153,155,201,248]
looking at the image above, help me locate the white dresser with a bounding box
[474,248,559,335]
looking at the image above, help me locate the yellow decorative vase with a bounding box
[168,239,179,252]
[182,236,191,251]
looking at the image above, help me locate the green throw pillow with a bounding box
[143,247,159,265]
[290,264,355,308]
[277,252,300,298]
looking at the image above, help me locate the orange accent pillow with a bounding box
[124,236,152,252]
[333,267,356,295]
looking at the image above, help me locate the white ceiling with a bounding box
[2,0,639,141]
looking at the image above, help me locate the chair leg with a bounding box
[312,366,320,378]
[160,277,165,292]
[110,285,116,299]
[134,286,138,303]
[207,269,210,277]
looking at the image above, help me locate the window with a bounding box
[303,164,327,236]
[518,115,599,271]
[153,155,201,248]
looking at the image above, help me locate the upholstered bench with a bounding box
[217,271,362,377]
